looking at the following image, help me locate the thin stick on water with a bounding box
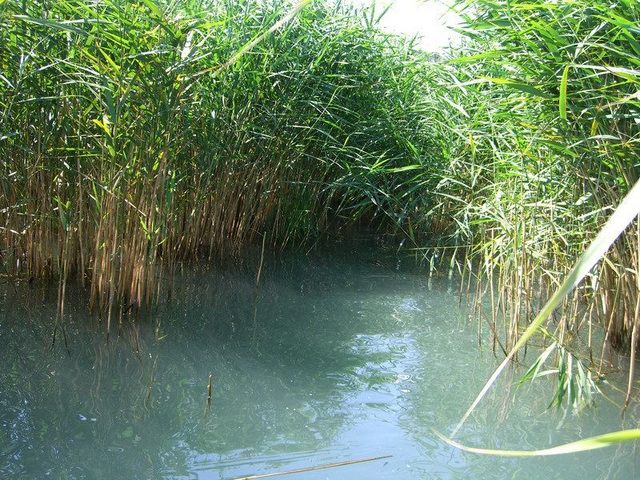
[145,355,158,409]
[256,234,267,288]
[229,455,392,480]
[251,234,267,349]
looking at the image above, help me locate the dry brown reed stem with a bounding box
[230,455,393,480]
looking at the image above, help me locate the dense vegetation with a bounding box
[1,0,638,395]
[440,0,640,387]
[0,0,444,322]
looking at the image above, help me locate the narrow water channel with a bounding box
[0,244,638,479]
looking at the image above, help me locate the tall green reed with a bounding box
[415,0,640,406]
[2,0,638,413]
[0,0,441,328]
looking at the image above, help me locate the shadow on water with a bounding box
[0,243,639,479]
[0,244,431,478]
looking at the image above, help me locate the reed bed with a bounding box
[1,0,639,405]
[0,0,441,326]
[406,0,640,402]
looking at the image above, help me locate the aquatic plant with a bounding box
[404,0,640,404]
[0,0,441,327]
[454,178,640,435]
[1,0,638,412]
[433,178,640,455]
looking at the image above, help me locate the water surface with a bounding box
[0,245,638,479]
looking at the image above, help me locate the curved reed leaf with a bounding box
[559,65,569,120]
[434,429,640,457]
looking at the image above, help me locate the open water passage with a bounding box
[1,245,638,479]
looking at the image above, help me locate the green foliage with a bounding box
[1,0,639,416]
[421,0,640,377]
[0,0,443,315]
[454,179,640,435]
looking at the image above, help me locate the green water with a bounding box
[0,245,638,479]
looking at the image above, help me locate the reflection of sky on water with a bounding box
[0,244,639,479]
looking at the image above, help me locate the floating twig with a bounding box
[207,373,213,408]
[251,234,267,350]
[144,355,158,409]
[229,454,392,480]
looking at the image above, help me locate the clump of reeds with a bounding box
[407,0,639,400]
[0,0,441,327]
